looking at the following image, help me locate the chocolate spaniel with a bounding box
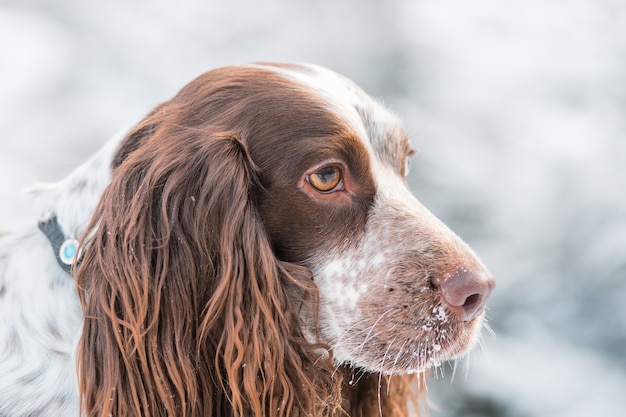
[0,63,495,417]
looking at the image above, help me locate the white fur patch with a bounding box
[0,128,129,416]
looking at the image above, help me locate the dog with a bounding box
[0,63,495,417]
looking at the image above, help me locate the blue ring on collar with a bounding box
[59,238,80,265]
[38,214,82,274]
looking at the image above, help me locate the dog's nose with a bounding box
[440,270,495,322]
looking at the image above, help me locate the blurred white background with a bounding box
[1,0,625,415]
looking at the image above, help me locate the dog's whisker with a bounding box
[3,61,496,417]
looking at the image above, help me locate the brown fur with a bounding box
[75,66,423,416]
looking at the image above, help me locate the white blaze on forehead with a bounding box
[259,63,368,133]
[253,63,404,168]
[258,63,418,221]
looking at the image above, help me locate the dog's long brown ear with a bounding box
[75,116,340,417]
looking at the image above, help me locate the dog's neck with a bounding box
[32,130,127,245]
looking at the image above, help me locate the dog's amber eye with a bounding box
[308,166,342,192]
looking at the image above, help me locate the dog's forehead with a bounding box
[252,63,410,169]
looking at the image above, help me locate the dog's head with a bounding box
[76,63,494,417]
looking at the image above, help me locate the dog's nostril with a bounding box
[440,270,495,322]
[463,293,481,310]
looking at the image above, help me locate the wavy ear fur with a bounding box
[75,118,341,417]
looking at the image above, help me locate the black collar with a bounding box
[38,214,81,274]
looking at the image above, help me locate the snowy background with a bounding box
[1,0,625,415]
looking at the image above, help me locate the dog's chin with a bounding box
[333,313,487,375]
